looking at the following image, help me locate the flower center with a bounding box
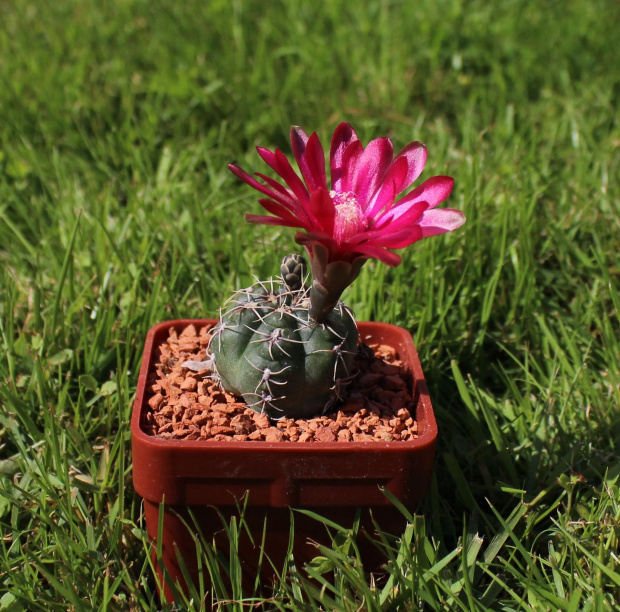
[329,190,366,243]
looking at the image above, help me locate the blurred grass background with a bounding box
[0,0,619,609]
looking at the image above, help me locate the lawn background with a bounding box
[0,0,619,609]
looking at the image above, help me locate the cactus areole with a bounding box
[210,255,359,420]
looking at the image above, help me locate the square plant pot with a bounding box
[131,319,437,600]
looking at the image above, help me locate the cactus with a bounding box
[209,255,359,420]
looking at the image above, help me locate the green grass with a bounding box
[1,0,619,609]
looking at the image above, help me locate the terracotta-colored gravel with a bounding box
[142,324,418,442]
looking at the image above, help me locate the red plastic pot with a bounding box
[131,319,437,600]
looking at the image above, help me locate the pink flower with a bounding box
[228,122,465,268]
[229,122,466,320]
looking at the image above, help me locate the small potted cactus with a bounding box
[131,122,465,599]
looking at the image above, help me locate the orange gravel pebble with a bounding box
[142,324,419,443]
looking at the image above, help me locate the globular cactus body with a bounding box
[210,277,358,420]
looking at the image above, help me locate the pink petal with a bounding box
[305,132,328,191]
[344,244,402,266]
[340,140,364,192]
[351,137,394,209]
[330,122,359,191]
[290,125,309,154]
[228,164,294,209]
[253,172,313,227]
[298,229,403,265]
[256,147,309,204]
[256,198,305,226]
[290,127,327,192]
[245,214,305,228]
[374,201,429,231]
[417,208,466,237]
[365,156,409,218]
[394,142,427,190]
[254,173,296,201]
[395,175,455,211]
[308,188,335,234]
[361,226,424,249]
[343,202,427,248]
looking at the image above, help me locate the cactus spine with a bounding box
[209,255,359,420]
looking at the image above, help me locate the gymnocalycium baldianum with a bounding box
[196,123,465,420]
